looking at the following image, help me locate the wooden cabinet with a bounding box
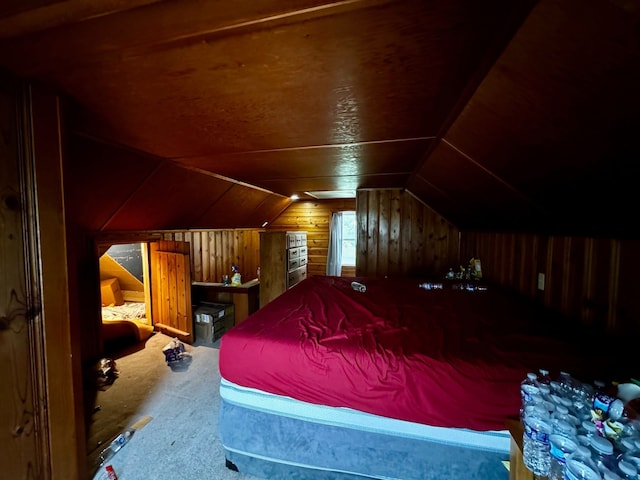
[260,231,307,306]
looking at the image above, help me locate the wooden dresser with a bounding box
[259,231,307,307]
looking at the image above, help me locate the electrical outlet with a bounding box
[537,273,545,291]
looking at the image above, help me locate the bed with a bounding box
[218,275,613,480]
[101,302,153,344]
[100,277,153,346]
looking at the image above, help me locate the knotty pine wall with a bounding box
[356,189,460,278]
[267,198,357,277]
[159,229,261,284]
[461,232,640,338]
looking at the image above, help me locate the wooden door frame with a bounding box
[2,79,87,479]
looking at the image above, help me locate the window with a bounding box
[341,211,356,266]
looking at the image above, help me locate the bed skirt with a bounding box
[218,378,510,480]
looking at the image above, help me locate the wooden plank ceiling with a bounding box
[0,0,638,237]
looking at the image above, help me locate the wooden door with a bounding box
[150,240,193,344]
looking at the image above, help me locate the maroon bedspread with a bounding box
[219,276,598,431]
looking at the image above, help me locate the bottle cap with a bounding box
[559,396,573,408]
[553,419,577,436]
[602,468,622,480]
[590,435,613,455]
[565,458,600,480]
[574,445,591,458]
[582,420,597,433]
[576,435,590,446]
[549,433,578,460]
[621,437,637,451]
[619,458,638,476]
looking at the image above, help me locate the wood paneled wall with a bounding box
[267,198,357,277]
[356,189,460,278]
[461,232,640,337]
[160,229,261,284]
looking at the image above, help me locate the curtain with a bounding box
[326,212,343,276]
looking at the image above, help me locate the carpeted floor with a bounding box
[87,331,260,480]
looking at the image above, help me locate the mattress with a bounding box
[218,378,510,480]
[219,275,597,432]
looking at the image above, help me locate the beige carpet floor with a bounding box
[86,331,259,480]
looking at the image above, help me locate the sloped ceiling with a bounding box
[0,0,638,237]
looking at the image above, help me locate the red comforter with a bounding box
[219,276,599,431]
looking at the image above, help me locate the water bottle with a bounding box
[588,435,615,474]
[549,433,579,480]
[576,435,591,448]
[559,371,581,397]
[538,369,553,387]
[521,373,540,414]
[618,450,640,476]
[559,372,594,418]
[553,418,578,438]
[617,436,640,454]
[581,420,598,438]
[99,429,134,465]
[554,405,580,432]
[554,404,570,419]
[523,404,552,476]
[564,445,602,479]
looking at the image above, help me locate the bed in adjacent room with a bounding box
[100,277,153,346]
[101,302,153,344]
[218,275,615,480]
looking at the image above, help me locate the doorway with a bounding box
[87,238,194,473]
[99,242,153,354]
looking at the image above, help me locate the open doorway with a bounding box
[86,238,195,473]
[99,242,154,354]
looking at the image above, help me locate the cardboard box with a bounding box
[193,302,234,342]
